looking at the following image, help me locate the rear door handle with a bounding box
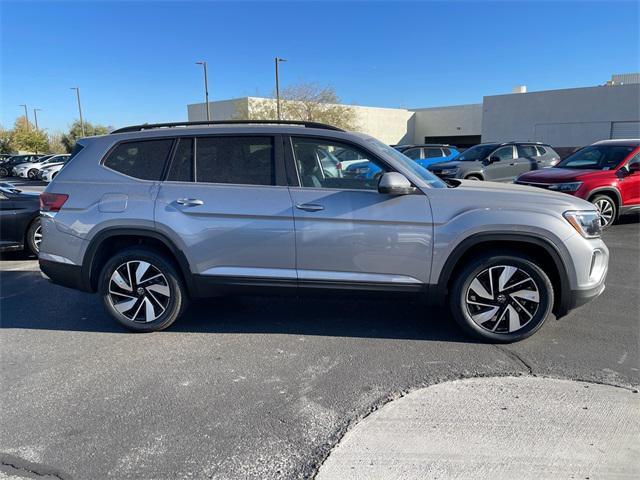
[295,203,324,212]
[176,198,204,207]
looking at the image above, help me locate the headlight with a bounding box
[549,181,582,192]
[440,168,459,175]
[563,210,601,238]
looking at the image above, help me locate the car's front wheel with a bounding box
[27,169,38,179]
[99,248,188,332]
[449,253,554,342]
[591,194,617,229]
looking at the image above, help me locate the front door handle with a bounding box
[176,198,204,207]
[295,203,324,212]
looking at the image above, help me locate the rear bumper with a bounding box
[39,259,91,292]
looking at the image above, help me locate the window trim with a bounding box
[101,138,176,182]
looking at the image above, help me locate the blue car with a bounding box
[345,144,460,180]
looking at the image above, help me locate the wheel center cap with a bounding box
[497,294,507,304]
[137,287,145,296]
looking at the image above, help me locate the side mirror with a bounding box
[378,172,416,195]
[628,162,640,173]
[487,156,501,164]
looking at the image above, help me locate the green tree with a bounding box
[60,120,110,152]
[47,132,67,154]
[235,83,359,131]
[10,117,49,154]
[0,125,13,154]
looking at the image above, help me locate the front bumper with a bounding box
[567,281,606,310]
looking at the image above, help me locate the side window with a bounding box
[424,148,443,158]
[103,139,173,180]
[492,146,514,161]
[403,148,421,160]
[626,153,640,171]
[536,146,547,156]
[167,138,193,182]
[196,136,275,185]
[442,147,451,156]
[517,145,538,158]
[292,138,386,191]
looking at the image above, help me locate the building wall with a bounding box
[481,84,640,147]
[187,98,249,121]
[411,104,482,143]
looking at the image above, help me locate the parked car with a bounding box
[39,156,73,182]
[14,154,70,179]
[40,120,608,342]
[0,184,41,254]
[428,142,560,182]
[515,139,640,228]
[394,144,460,168]
[0,154,44,177]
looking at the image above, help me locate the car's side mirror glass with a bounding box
[628,162,640,173]
[378,172,417,195]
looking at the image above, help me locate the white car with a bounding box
[40,162,67,182]
[14,154,70,179]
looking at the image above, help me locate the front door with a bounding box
[620,152,640,207]
[484,145,517,182]
[286,136,433,289]
[155,135,296,284]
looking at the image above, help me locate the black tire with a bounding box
[99,248,188,332]
[590,194,617,229]
[27,169,38,179]
[25,218,42,255]
[449,253,554,343]
[0,167,8,177]
[465,174,482,181]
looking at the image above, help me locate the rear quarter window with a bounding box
[103,139,173,180]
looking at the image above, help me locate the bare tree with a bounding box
[235,83,359,131]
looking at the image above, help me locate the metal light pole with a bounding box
[196,61,211,121]
[275,57,287,120]
[19,104,29,129]
[70,87,85,137]
[33,108,42,130]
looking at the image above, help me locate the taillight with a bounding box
[40,193,68,212]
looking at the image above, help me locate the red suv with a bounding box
[515,140,640,228]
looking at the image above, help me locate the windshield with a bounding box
[363,137,447,188]
[455,144,498,161]
[556,145,635,170]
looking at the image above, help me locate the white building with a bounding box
[187,74,639,149]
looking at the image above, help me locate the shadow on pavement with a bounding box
[0,270,471,343]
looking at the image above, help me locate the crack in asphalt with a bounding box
[492,345,535,375]
[0,454,70,480]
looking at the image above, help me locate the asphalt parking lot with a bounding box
[0,180,638,479]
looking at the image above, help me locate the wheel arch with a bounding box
[587,188,621,217]
[464,172,484,180]
[82,227,195,296]
[431,233,571,316]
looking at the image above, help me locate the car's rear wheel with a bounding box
[591,194,616,228]
[99,248,188,332]
[449,253,554,342]
[26,218,42,255]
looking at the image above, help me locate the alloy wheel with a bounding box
[465,265,540,333]
[107,261,170,323]
[593,198,614,227]
[33,225,42,252]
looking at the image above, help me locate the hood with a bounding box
[429,160,463,170]
[451,179,595,212]
[517,167,609,183]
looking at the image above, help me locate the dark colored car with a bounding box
[515,139,640,227]
[0,184,41,254]
[0,155,44,177]
[428,142,560,182]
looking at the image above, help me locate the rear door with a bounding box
[286,136,433,289]
[154,134,296,284]
[515,145,540,176]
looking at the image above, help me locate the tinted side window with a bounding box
[424,148,443,158]
[492,146,514,161]
[103,139,173,180]
[442,147,451,156]
[517,145,538,157]
[196,136,275,185]
[536,146,547,156]
[403,148,421,160]
[167,138,193,182]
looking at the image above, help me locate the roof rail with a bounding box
[110,120,345,134]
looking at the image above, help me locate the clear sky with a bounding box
[2,0,639,133]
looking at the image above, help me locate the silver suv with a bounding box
[39,121,609,342]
